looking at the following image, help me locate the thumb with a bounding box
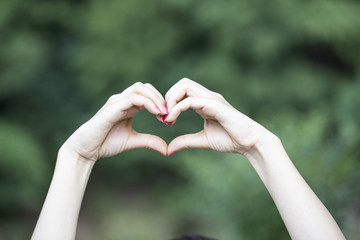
[127,131,168,156]
[167,130,210,155]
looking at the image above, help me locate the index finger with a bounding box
[165,78,212,112]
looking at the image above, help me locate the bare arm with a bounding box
[165,78,346,240]
[245,133,345,240]
[31,82,168,240]
[31,152,94,239]
[32,78,346,239]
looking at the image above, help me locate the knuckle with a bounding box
[179,79,191,89]
[107,94,118,102]
[180,77,191,84]
[132,82,143,90]
[215,92,224,100]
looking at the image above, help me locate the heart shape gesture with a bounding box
[61,78,266,161]
[34,78,347,240]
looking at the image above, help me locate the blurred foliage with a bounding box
[0,0,360,239]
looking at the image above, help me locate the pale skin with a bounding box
[31,79,346,240]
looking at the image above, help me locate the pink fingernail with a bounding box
[169,122,173,127]
[168,151,176,156]
[155,106,161,114]
[163,105,168,114]
[161,115,167,122]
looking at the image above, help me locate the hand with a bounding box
[60,82,168,161]
[165,78,270,155]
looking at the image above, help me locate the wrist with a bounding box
[243,129,282,164]
[58,142,97,162]
[51,150,94,198]
[56,147,95,175]
[243,129,290,187]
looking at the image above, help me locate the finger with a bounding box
[127,132,168,156]
[103,94,160,124]
[126,94,161,115]
[156,115,163,122]
[142,83,167,114]
[144,83,165,105]
[144,83,168,117]
[165,78,206,102]
[167,131,210,155]
[165,78,213,112]
[124,82,167,115]
[155,114,171,125]
[165,97,219,123]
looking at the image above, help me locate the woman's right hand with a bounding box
[165,78,275,155]
[60,82,168,161]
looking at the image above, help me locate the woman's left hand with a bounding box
[165,78,270,155]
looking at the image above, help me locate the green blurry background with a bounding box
[0,0,359,239]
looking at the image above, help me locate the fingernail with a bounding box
[168,151,176,156]
[161,115,167,123]
[155,106,161,114]
[169,122,173,127]
[163,105,168,114]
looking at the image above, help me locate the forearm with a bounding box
[244,132,345,240]
[32,150,94,240]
